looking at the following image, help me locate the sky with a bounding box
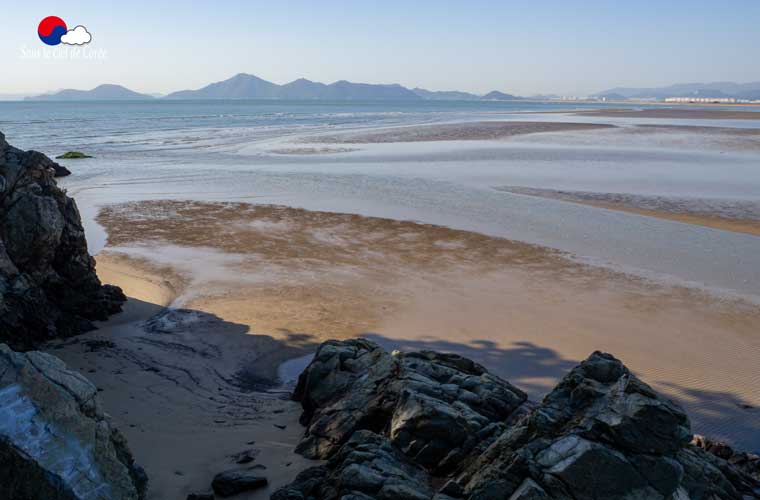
[2,0,760,97]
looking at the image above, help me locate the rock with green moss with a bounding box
[55,151,93,159]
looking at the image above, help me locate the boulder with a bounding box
[293,339,527,474]
[277,342,760,500]
[459,351,757,499]
[211,469,267,497]
[692,434,760,483]
[273,431,433,500]
[0,343,147,499]
[0,131,125,349]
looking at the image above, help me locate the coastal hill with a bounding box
[25,83,154,101]
[481,90,521,100]
[166,73,426,100]
[24,74,523,101]
[595,81,760,100]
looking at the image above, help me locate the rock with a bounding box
[55,151,93,161]
[0,343,147,499]
[0,131,125,349]
[693,434,760,482]
[273,431,433,500]
[293,339,526,474]
[186,494,214,500]
[280,342,760,500]
[211,469,267,497]
[27,149,72,177]
[231,447,259,464]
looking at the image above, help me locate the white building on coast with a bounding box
[665,96,738,104]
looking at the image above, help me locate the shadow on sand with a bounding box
[358,333,759,452]
[363,333,578,397]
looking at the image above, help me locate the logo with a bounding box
[38,16,92,46]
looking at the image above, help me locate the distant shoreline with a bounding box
[577,107,760,119]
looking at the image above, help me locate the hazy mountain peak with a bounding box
[26,84,153,101]
[166,74,425,100]
[481,90,520,100]
[594,81,760,100]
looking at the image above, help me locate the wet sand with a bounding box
[56,199,760,463]
[498,187,760,237]
[268,146,359,155]
[304,121,614,143]
[47,254,317,500]
[577,108,760,120]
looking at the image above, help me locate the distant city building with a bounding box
[665,96,737,104]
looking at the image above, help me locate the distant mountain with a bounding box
[165,73,422,100]
[277,78,329,99]
[738,89,760,100]
[165,73,280,99]
[412,88,480,100]
[481,90,521,101]
[26,84,153,101]
[594,81,760,100]
[318,80,420,100]
[22,75,532,102]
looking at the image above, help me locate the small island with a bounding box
[56,151,94,159]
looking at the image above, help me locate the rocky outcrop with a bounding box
[275,340,760,500]
[692,435,760,484]
[0,343,147,499]
[211,470,268,497]
[293,339,527,475]
[0,131,124,349]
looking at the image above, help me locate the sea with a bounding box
[2,99,760,300]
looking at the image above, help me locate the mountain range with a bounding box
[25,84,154,101]
[23,77,760,102]
[25,74,522,101]
[594,81,760,100]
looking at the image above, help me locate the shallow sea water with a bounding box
[2,99,760,299]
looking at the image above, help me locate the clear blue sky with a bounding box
[3,0,760,96]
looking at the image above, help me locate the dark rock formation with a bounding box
[0,343,147,499]
[692,435,760,484]
[293,339,527,475]
[211,469,268,497]
[275,340,760,500]
[0,131,125,349]
[186,494,214,500]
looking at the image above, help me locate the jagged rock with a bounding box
[273,431,433,500]
[293,339,527,474]
[0,343,147,499]
[211,469,268,497]
[27,149,72,177]
[458,351,758,499]
[693,434,760,482]
[0,131,125,349]
[278,342,760,500]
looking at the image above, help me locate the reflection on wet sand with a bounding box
[498,186,760,236]
[92,200,760,452]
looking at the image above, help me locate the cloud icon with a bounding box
[60,25,92,45]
